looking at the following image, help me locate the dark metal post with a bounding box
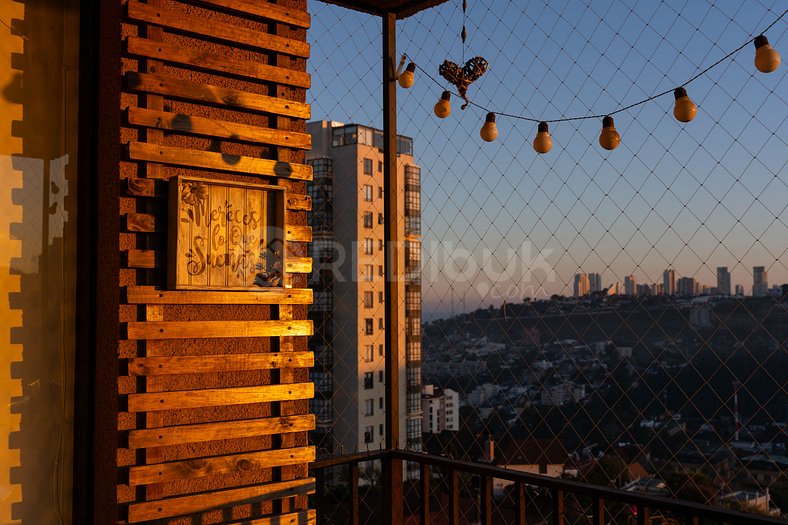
[592,497,605,525]
[448,469,460,525]
[479,475,492,525]
[552,488,565,525]
[382,11,403,525]
[349,463,359,525]
[420,463,431,524]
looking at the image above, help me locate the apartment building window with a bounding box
[406,288,420,311]
[363,212,373,229]
[364,319,374,335]
[379,397,384,409]
[363,238,374,255]
[378,291,384,303]
[378,265,384,277]
[378,318,384,330]
[364,344,374,362]
[378,239,384,251]
[364,399,374,416]
[363,372,374,389]
[363,264,374,282]
[378,370,384,383]
[378,212,384,225]
[364,426,374,443]
[378,344,384,357]
[377,161,382,172]
[363,291,374,309]
[363,184,373,202]
[378,186,383,197]
[363,158,373,175]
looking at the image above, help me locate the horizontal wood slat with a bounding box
[126,177,312,211]
[124,212,311,242]
[127,249,161,268]
[127,1,310,58]
[126,250,310,272]
[127,141,313,180]
[129,446,315,485]
[286,225,311,243]
[126,37,311,88]
[126,286,312,304]
[226,510,316,525]
[127,477,315,523]
[128,351,314,376]
[126,212,156,232]
[186,0,310,28]
[127,106,312,149]
[127,382,314,412]
[126,320,313,340]
[285,257,312,274]
[125,72,310,119]
[128,414,315,449]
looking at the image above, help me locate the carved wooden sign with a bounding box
[168,176,285,290]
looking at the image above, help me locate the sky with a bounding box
[306,0,787,319]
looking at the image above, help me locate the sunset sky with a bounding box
[307,0,787,318]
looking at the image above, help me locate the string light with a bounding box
[480,112,498,142]
[398,62,416,88]
[754,34,781,73]
[673,87,697,123]
[414,9,785,147]
[533,122,552,154]
[434,91,452,118]
[599,116,620,151]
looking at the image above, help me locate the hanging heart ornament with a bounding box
[439,56,488,109]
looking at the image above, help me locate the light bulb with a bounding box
[599,115,620,151]
[754,35,780,73]
[434,91,451,118]
[480,112,498,142]
[673,87,697,123]
[533,121,552,154]
[398,63,415,88]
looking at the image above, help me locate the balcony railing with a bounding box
[311,450,786,525]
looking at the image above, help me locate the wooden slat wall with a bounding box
[117,1,313,523]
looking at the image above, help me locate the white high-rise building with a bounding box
[624,275,637,296]
[753,266,768,297]
[422,385,460,433]
[663,269,676,296]
[588,272,602,294]
[717,267,731,295]
[306,121,422,462]
[574,273,590,297]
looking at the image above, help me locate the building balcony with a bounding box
[310,450,785,525]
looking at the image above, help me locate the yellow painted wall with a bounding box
[0,0,79,522]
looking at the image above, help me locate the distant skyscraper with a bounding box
[574,273,590,297]
[753,266,768,297]
[735,284,745,296]
[588,273,602,294]
[636,284,652,296]
[677,277,696,296]
[716,267,731,295]
[663,269,676,296]
[624,275,636,296]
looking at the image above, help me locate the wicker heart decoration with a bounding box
[439,56,489,109]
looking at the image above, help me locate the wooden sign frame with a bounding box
[167,176,286,290]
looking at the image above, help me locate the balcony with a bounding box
[310,450,786,525]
